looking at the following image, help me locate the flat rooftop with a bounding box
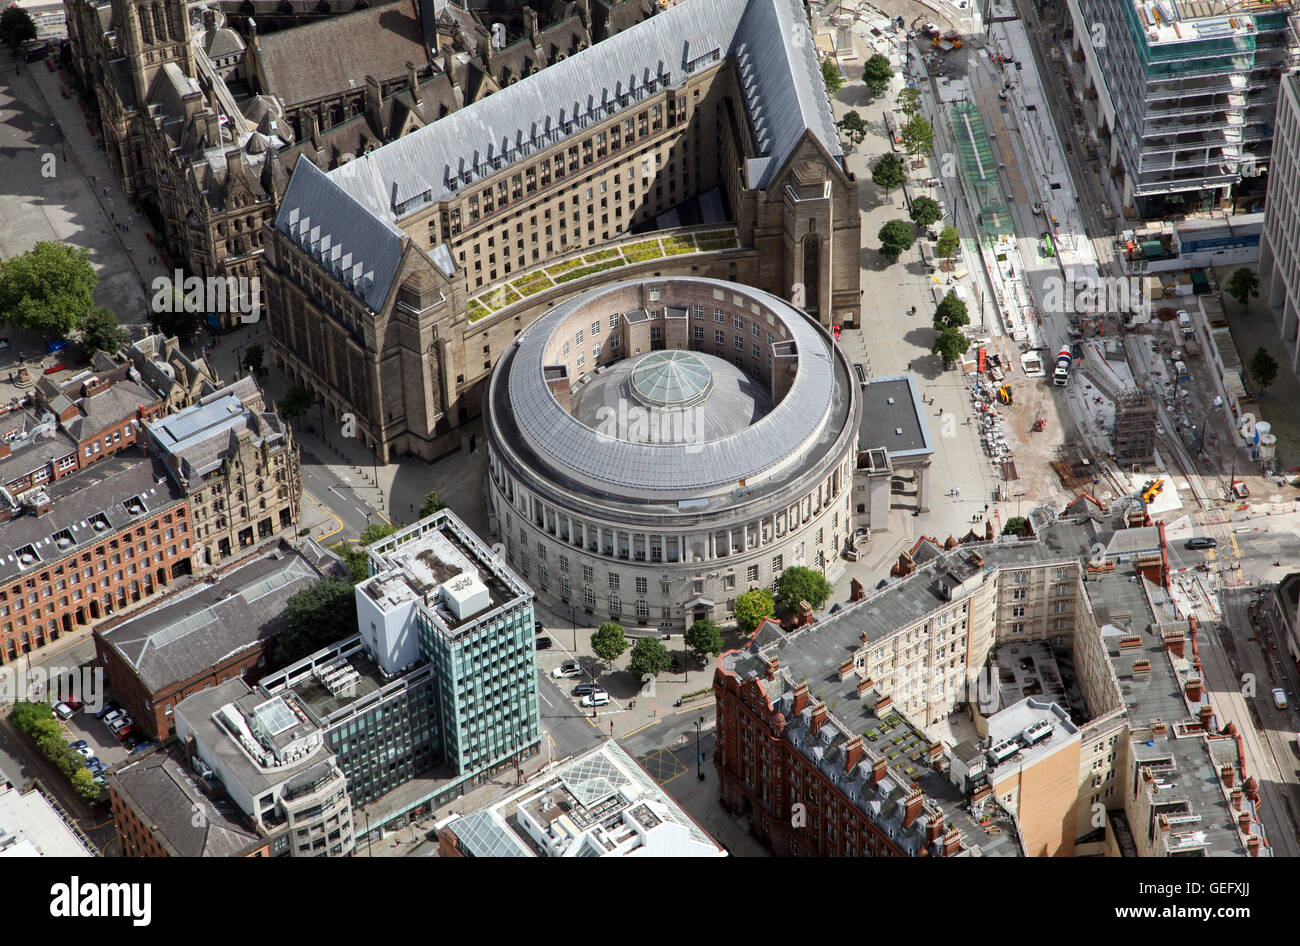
[984,697,1080,779]
[0,782,94,857]
[857,375,933,458]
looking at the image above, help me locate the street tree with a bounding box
[242,342,265,377]
[773,565,832,613]
[821,57,844,96]
[0,242,97,337]
[878,219,915,263]
[628,636,672,678]
[591,622,628,671]
[897,86,922,116]
[149,303,203,346]
[836,110,868,150]
[70,768,101,802]
[418,491,447,517]
[936,225,961,259]
[685,619,724,664]
[1226,268,1259,309]
[863,54,893,97]
[0,7,37,52]
[932,327,970,367]
[79,307,128,355]
[909,196,942,228]
[871,154,906,197]
[734,587,775,633]
[933,290,969,331]
[275,579,359,667]
[1248,346,1278,394]
[1002,516,1028,537]
[277,383,314,423]
[901,114,934,156]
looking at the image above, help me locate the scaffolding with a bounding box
[1113,392,1158,468]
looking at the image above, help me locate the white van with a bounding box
[1177,310,1193,337]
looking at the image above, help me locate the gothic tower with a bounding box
[111,0,195,104]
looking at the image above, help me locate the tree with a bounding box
[590,622,628,670]
[933,291,969,331]
[278,383,314,423]
[734,587,775,633]
[897,86,922,117]
[1002,516,1028,537]
[909,196,942,228]
[932,327,971,367]
[821,58,844,96]
[337,522,397,583]
[359,521,396,546]
[70,767,102,802]
[242,343,265,377]
[418,491,447,518]
[79,307,128,355]
[628,636,672,678]
[836,110,868,150]
[871,154,906,196]
[862,53,893,97]
[685,619,724,664]
[10,701,54,733]
[900,114,934,156]
[0,242,97,337]
[1226,268,1259,309]
[936,225,961,259]
[1248,346,1278,394]
[0,7,37,52]
[774,565,833,613]
[276,579,359,666]
[149,303,203,346]
[877,219,915,263]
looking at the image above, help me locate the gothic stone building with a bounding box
[262,0,861,463]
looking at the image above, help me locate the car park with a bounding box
[1185,537,1217,550]
[552,662,582,679]
[535,636,553,650]
[580,692,610,708]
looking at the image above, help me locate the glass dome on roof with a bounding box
[628,351,714,409]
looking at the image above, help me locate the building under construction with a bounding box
[1113,392,1158,469]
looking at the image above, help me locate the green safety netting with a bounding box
[948,102,1014,237]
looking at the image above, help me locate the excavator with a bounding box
[1031,415,1046,432]
[1140,479,1164,504]
[996,383,1013,405]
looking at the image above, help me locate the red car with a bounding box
[832,324,842,340]
[44,363,67,374]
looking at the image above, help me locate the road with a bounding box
[299,447,383,541]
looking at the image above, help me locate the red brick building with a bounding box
[95,543,341,740]
[36,366,167,469]
[0,451,192,664]
[713,625,1017,858]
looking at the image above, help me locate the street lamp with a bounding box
[570,603,578,651]
[696,716,706,781]
[364,810,372,857]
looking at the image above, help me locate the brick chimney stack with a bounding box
[870,756,887,788]
[850,577,866,601]
[1198,705,1214,730]
[809,700,827,735]
[765,657,780,680]
[1247,836,1261,856]
[926,812,945,846]
[792,681,810,717]
[856,677,872,697]
[1221,765,1234,789]
[838,658,855,681]
[903,788,924,829]
[844,736,864,774]
[1166,633,1185,659]
[943,827,961,856]
[1185,678,1202,702]
[1238,811,1251,833]
[1230,789,1243,811]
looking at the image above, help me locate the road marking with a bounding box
[622,719,661,739]
[305,491,344,542]
[675,699,715,714]
[538,689,552,709]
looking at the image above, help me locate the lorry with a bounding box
[1052,346,1073,386]
[1177,309,1194,338]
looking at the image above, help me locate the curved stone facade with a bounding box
[484,277,861,632]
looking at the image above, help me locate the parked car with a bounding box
[69,740,88,751]
[580,692,611,708]
[130,741,157,755]
[84,757,102,770]
[95,701,121,720]
[535,636,553,650]
[53,702,75,720]
[103,709,127,725]
[1274,688,1288,711]
[572,683,605,697]
[108,714,133,732]
[534,620,545,635]
[552,662,582,679]
[65,698,83,711]
[92,775,108,790]
[74,746,93,759]
[1185,537,1217,550]
[0,338,8,351]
